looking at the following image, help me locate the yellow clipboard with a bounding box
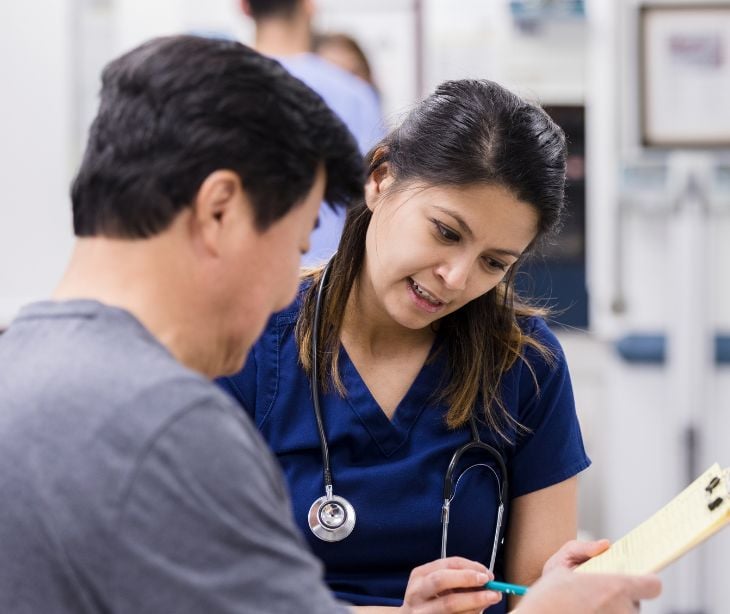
[577,463,730,575]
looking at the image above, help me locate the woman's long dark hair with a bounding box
[296,79,567,441]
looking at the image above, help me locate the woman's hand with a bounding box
[398,557,502,613]
[517,567,661,614]
[542,538,611,574]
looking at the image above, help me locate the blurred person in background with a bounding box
[314,32,378,92]
[241,0,383,265]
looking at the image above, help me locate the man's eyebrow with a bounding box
[431,205,523,260]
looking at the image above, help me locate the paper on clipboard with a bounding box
[577,463,730,575]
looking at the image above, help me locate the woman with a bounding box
[219,78,591,611]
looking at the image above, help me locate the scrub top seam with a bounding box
[342,387,435,458]
[224,353,257,417]
[257,320,283,427]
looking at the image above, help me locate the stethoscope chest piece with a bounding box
[308,488,356,542]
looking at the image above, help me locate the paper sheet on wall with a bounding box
[577,463,730,575]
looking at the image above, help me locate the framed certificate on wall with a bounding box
[640,4,730,148]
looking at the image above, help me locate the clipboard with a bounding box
[577,463,730,574]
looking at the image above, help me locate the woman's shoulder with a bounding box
[517,314,560,343]
[248,279,311,353]
[268,277,315,325]
[514,314,567,367]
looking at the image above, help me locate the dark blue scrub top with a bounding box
[219,286,590,610]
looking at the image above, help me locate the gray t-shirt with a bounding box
[0,300,347,614]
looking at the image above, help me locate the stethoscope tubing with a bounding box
[309,257,509,561]
[312,259,334,490]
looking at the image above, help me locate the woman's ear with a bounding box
[364,161,395,212]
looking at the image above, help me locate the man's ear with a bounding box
[192,170,246,256]
[364,161,395,212]
[240,0,253,18]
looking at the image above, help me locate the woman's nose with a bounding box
[435,257,471,291]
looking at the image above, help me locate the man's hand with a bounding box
[518,568,662,614]
[542,538,611,573]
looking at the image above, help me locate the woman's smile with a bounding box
[406,277,447,314]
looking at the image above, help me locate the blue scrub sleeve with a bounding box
[508,319,591,498]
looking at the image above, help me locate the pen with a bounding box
[485,580,529,596]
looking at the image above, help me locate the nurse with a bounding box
[219,78,590,611]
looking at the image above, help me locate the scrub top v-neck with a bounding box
[219,284,590,609]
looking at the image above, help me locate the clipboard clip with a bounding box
[708,497,724,512]
[705,475,725,512]
[705,476,721,494]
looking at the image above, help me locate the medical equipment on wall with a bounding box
[307,258,509,571]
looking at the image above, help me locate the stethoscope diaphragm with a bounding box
[308,491,356,542]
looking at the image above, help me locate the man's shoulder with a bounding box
[0,298,257,474]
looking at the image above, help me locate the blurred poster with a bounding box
[641,5,730,147]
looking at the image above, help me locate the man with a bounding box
[241,0,383,264]
[0,35,659,613]
[0,35,362,614]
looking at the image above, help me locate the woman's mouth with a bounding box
[407,278,446,313]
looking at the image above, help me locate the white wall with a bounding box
[0,0,247,328]
[424,0,586,106]
[0,2,75,326]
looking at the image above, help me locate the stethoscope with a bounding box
[307,258,509,571]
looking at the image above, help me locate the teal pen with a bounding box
[484,580,529,596]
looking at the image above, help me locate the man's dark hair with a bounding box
[246,0,300,20]
[71,35,363,238]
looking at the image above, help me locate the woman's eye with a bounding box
[484,257,508,272]
[434,221,459,242]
